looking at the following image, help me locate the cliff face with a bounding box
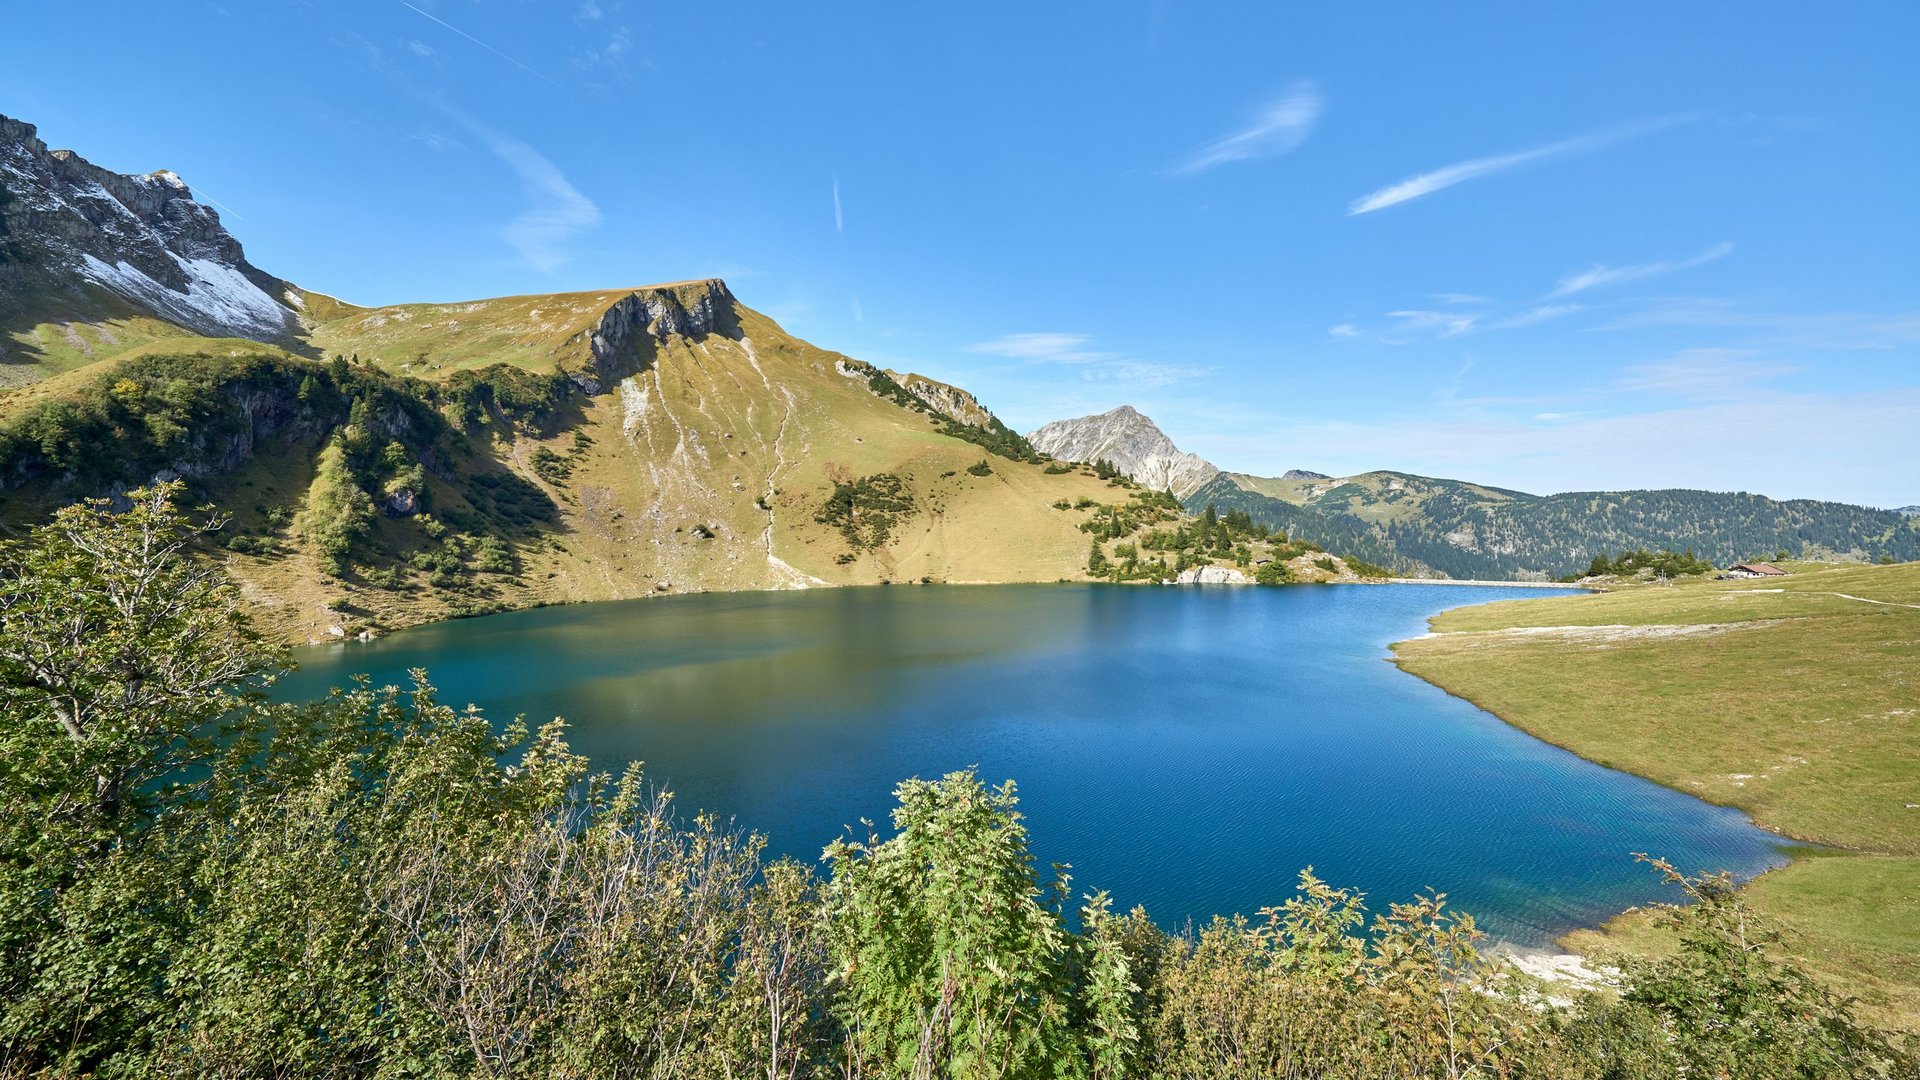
[0,114,298,342]
[566,279,738,392]
[1027,405,1219,497]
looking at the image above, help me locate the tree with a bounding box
[1087,539,1109,577]
[0,483,281,835]
[821,770,1078,1078]
[0,483,282,1070]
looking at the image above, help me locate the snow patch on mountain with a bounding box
[80,252,292,339]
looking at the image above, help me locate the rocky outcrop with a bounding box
[1176,565,1250,585]
[0,113,298,341]
[1281,469,1331,481]
[1027,405,1219,497]
[894,373,997,428]
[567,279,737,392]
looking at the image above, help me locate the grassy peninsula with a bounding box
[1393,562,1920,1030]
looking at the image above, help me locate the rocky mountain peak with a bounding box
[1281,469,1331,481]
[0,113,298,341]
[1026,405,1220,497]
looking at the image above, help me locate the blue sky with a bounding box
[6,2,1917,505]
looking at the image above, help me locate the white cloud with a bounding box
[575,0,603,21]
[963,332,1205,385]
[832,173,843,233]
[1169,81,1322,175]
[1551,241,1734,297]
[1387,309,1480,336]
[1432,292,1493,305]
[1328,323,1361,338]
[576,25,634,75]
[1612,349,1794,399]
[1598,300,1920,350]
[451,116,601,271]
[966,332,1111,363]
[1488,303,1580,329]
[851,295,863,322]
[1349,116,1689,214]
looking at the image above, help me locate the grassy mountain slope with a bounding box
[1193,470,1920,580]
[0,282,211,389]
[0,285,1136,642]
[1393,562,1920,1029]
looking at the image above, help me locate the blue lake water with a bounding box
[280,583,1793,946]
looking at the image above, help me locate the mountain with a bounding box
[1025,406,1219,497]
[1898,506,1920,517]
[1280,469,1330,481]
[0,114,1147,642]
[0,116,300,387]
[1191,470,1920,580]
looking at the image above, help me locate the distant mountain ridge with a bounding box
[1026,402,1920,580]
[1025,406,1219,497]
[1193,470,1920,580]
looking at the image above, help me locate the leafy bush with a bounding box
[1254,560,1293,585]
[816,473,915,550]
[530,446,572,484]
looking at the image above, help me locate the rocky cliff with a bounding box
[0,113,298,343]
[1026,405,1219,497]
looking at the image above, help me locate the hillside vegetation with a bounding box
[1193,470,1920,580]
[1393,562,1920,1029]
[0,285,1154,642]
[1,491,1912,1077]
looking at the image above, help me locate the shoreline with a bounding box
[1384,582,1919,1028]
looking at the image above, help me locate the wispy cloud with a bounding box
[966,333,1110,363]
[1488,303,1580,329]
[400,1,573,95]
[964,332,1205,386]
[1552,241,1734,297]
[832,173,843,233]
[1612,349,1794,399]
[851,295,864,322]
[1349,116,1689,214]
[447,113,601,271]
[575,26,636,77]
[1387,309,1480,336]
[1597,299,1920,350]
[1169,81,1322,175]
[1432,292,1492,305]
[1331,299,1579,341]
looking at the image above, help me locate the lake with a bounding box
[280,582,1793,946]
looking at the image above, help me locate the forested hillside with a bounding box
[1191,472,1920,580]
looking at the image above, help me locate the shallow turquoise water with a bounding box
[280,583,1792,945]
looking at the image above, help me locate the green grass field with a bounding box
[1393,562,1920,1029]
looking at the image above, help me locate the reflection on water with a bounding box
[281,583,1792,946]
